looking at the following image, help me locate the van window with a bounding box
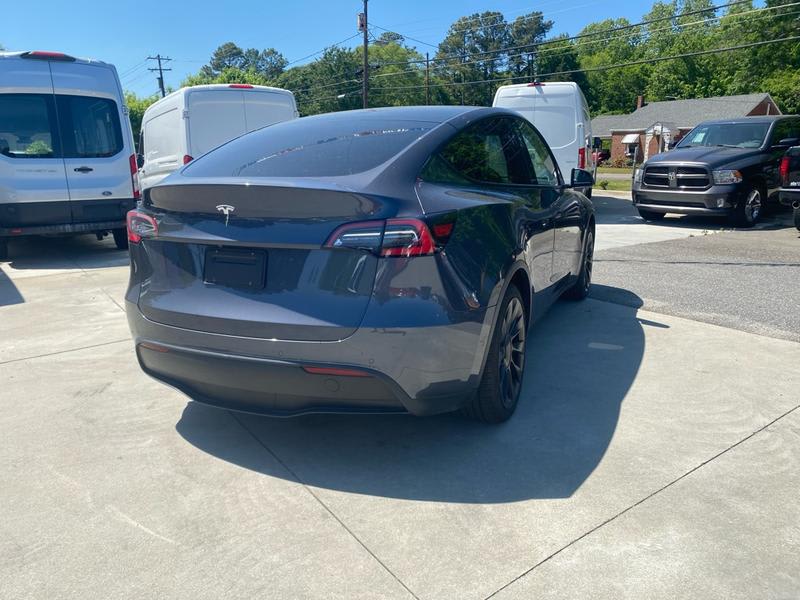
[0,94,59,158]
[56,96,123,158]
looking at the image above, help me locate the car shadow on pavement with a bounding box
[176,288,647,504]
[0,267,24,306]
[2,235,129,272]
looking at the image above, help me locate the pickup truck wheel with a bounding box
[0,239,8,261]
[794,207,800,232]
[112,228,129,250]
[637,207,665,221]
[732,186,763,228]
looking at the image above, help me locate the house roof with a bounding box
[592,93,778,137]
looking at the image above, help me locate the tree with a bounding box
[375,31,405,46]
[124,92,160,151]
[507,12,553,79]
[200,42,287,80]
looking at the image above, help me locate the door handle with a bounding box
[74,166,93,173]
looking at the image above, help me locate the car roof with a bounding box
[697,115,795,125]
[295,105,504,125]
[0,50,112,68]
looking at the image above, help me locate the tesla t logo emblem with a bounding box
[216,204,235,226]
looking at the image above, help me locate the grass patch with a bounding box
[596,166,635,175]
[596,179,632,192]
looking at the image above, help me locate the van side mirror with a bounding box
[136,154,144,169]
[570,168,594,188]
[592,137,602,149]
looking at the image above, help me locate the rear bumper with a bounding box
[632,183,743,215]
[0,219,126,237]
[126,297,493,417]
[779,189,800,207]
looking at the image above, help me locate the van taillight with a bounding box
[126,210,158,243]
[325,218,449,257]
[229,84,254,89]
[780,156,790,185]
[128,154,140,199]
[21,51,75,61]
[183,155,193,165]
[578,147,586,169]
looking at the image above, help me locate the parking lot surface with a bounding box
[1,195,799,599]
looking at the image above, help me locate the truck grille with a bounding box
[643,165,710,189]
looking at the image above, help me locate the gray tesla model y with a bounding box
[125,106,595,423]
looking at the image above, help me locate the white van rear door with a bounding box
[243,92,296,132]
[0,58,72,228]
[51,62,134,223]
[187,90,247,157]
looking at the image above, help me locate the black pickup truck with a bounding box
[632,115,800,227]
[779,145,800,231]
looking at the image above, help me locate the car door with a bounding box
[50,62,133,224]
[515,119,582,283]
[0,92,72,228]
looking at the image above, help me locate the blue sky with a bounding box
[4,0,647,97]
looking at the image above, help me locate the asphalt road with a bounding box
[591,196,800,342]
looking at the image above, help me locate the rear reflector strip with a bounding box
[139,342,170,353]
[302,366,370,378]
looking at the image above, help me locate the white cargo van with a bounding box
[493,81,599,195]
[138,84,298,190]
[0,50,139,259]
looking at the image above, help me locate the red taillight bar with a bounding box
[128,154,140,199]
[578,147,586,169]
[182,154,194,165]
[302,366,370,377]
[779,156,790,185]
[22,51,76,61]
[229,84,254,89]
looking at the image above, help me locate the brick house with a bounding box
[592,93,781,163]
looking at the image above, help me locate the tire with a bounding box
[112,227,129,250]
[585,187,593,199]
[731,185,764,228]
[794,207,800,232]
[0,239,7,261]
[464,285,527,424]
[637,207,665,221]
[562,229,594,301]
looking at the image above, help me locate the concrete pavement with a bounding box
[1,195,799,599]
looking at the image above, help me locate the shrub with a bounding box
[598,180,609,190]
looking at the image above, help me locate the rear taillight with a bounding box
[780,156,790,185]
[129,154,140,199]
[381,219,435,257]
[21,51,75,61]
[183,155,193,165]
[302,366,369,377]
[578,147,586,169]
[126,210,158,244]
[228,84,254,89]
[325,217,452,257]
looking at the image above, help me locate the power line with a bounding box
[293,2,794,97]
[147,54,172,98]
[368,34,800,92]
[285,33,361,67]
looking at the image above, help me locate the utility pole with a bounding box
[147,54,172,98]
[425,52,430,105]
[358,0,369,109]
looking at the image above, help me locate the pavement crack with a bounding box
[483,401,800,599]
[0,338,131,366]
[229,412,421,600]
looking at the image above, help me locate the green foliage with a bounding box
[125,1,799,120]
[124,92,160,150]
[25,140,52,156]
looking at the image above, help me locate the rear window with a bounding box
[183,115,434,178]
[57,96,123,158]
[0,94,58,158]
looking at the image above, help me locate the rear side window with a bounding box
[183,116,433,178]
[56,96,123,158]
[0,94,59,158]
[421,118,539,186]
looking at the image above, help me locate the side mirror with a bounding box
[592,137,603,149]
[776,137,800,149]
[136,154,144,169]
[570,168,594,188]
